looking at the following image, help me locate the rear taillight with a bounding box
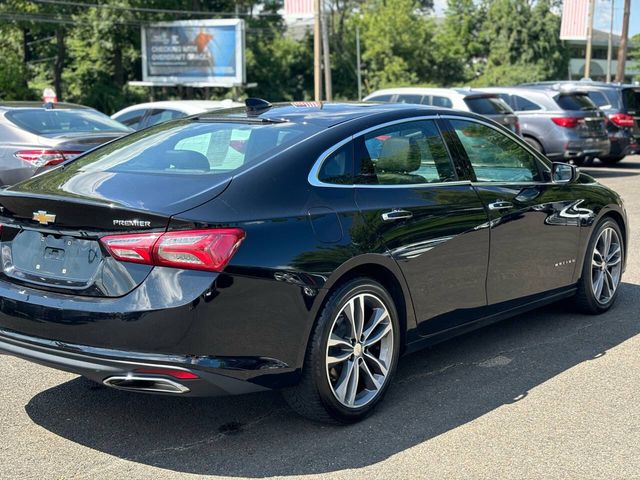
[14,149,82,167]
[133,368,199,380]
[608,113,635,128]
[551,117,580,128]
[100,228,245,272]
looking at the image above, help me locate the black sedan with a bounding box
[0,100,627,424]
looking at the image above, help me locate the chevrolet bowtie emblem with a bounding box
[32,210,56,225]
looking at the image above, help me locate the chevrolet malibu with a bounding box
[0,100,627,424]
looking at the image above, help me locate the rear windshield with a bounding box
[464,96,513,114]
[6,109,131,135]
[622,88,640,113]
[71,119,320,176]
[555,93,597,111]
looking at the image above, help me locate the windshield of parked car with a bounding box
[6,109,132,135]
[464,96,513,115]
[555,93,598,111]
[622,88,640,113]
[72,119,320,176]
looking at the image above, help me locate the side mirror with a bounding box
[551,162,578,184]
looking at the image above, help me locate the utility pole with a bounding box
[584,0,596,79]
[615,0,631,82]
[606,0,615,82]
[356,25,362,101]
[313,0,322,102]
[321,1,332,101]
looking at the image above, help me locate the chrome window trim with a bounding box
[308,115,472,189]
[439,113,553,181]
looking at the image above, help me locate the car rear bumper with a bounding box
[0,327,277,396]
[562,137,610,159]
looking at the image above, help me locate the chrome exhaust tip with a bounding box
[103,375,190,394]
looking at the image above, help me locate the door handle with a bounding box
[381,209,414,221]
[488,201,513,211]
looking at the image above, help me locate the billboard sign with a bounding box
[142,19,245,87]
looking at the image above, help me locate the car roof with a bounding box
[113,100,242,117]
[364,87,496,99]
[194,101,474,128]
[0,101,93,111]
[520,80,635,91]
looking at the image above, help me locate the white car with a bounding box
[364,87,520,134]
[111,100,242,130]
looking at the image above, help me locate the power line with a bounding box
[29,0,282,17]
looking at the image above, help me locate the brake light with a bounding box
[101,228,245,272]
[551,117,580,128]
[608,113,635,128]
[14,149,82,167]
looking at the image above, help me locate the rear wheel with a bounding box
[524,136,544,153]
[575,218,624,314]
[283,278,400,424]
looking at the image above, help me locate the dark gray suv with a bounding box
[0,102,131,185]
[478,87,610,165]
[521,81,640,163]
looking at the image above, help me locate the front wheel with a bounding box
[575,218,624,314]
[283,278,401,424]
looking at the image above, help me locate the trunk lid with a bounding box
[0,170,231,297]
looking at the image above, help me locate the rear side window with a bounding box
[114,109,147,129]
[73,121,320,176]
[6,109,131,135]
[555,94,597,111]
[431,96,453,108]
[145,109,186,127]
[514,95,542,111]
[622,88,640,113]
[464,96,513,114]
[354,120,456,185]
[586,91,610,107]
[318,143,354,184]
[396,94,424,105]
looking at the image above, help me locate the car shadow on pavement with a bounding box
[25,282,640,477]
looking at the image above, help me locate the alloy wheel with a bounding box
[325,292,394,408]
[591,226,622,304]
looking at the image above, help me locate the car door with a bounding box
[351,118,491,336]
[442,115,581,306]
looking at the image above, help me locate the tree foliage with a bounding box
[0,0,571,111]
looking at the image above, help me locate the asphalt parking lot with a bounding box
[1,157,640,480]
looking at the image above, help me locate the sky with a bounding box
[432,0,639,37]
[594,0,640,36]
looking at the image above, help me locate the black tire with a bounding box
[575,217,624,314]
[524,136,544,153]
[599,155,625,164]
[283,278,401,424]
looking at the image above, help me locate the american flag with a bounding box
[560,0,589,40]
[284,0,314,16]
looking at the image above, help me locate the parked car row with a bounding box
[365,81,640,166]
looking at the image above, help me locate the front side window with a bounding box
[396,94,424,105]
[431,96,453,108]
[367,95,392,103]
[354,120,456,185]
[464,96,513,115]
[449,119,542,183]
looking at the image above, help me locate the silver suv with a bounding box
[364,87,521,135]
[477,87,610,164]
[0,102,131,185]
